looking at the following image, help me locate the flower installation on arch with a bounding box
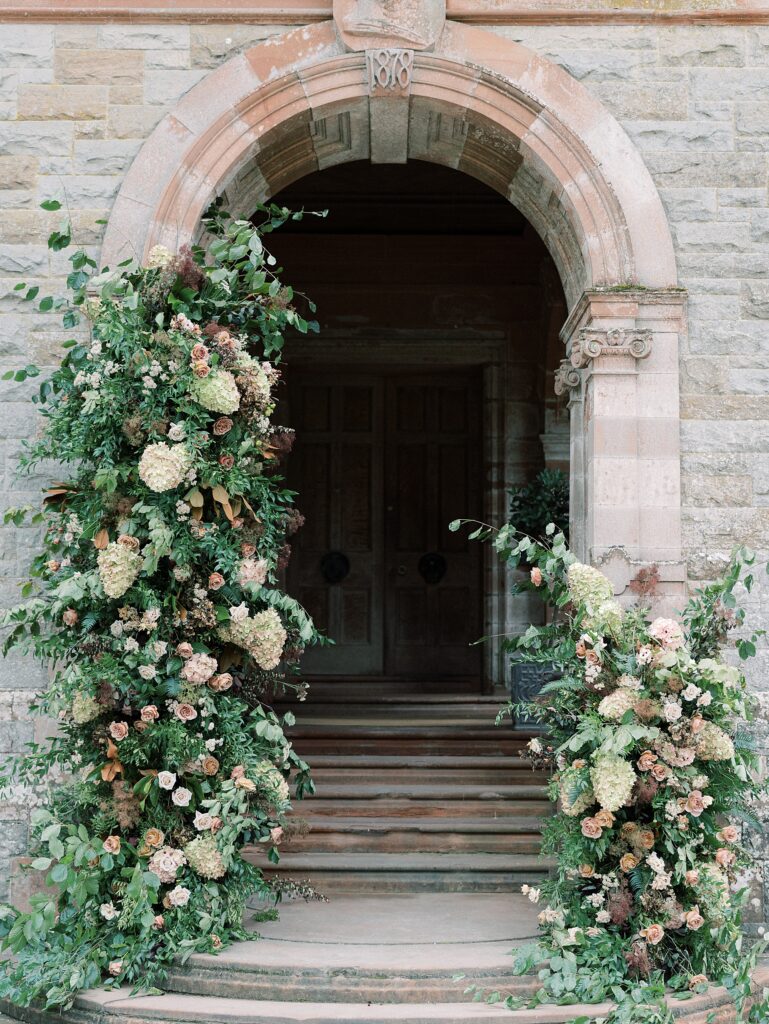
[0,203,323,1010]
[454,521,769,1023]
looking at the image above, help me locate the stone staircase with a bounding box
[251,687,555,893]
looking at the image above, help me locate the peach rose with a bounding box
[241,542,256,558]
[144,828,164,848]
[581,817,603,840]
[585,649,600,665]
[620,853,639,873]
[651,764,670,782]
[594,809,615,829]
[578,864,595,878]
[117,533,140,552]
[684,906,704,931]
[103,835,121,854]
[219,453,234,470]
[530,567,543,586]
[140,705,159,723]
[191,343,209,362]
[638,750,657,772]
[685,869,700,886]
[212,934,223,949]
[690,715,705,735]
[202,756,220,776]
[108,960,123,976]
[575,641,586,658]
[717,825,739,844]
[47,559,61,573]
[231,765,246,780]
[208,573,225,591]
[153,914,165,929]
[208,672,233,692]
[715,848,735,868]
[638,830,655,850]
[640,924,665,945]
[134,720,148,734]
[270,826,284,845]
[108,721,129,741]
[235,776,256,792]
[689,975,708,992]
[176,642,194,658]
[175,703,198,723]
[210,816,223,833]
[192,360,210,378]
[62,608,78,627]
[213,417,233,436]
[685,791,706,817]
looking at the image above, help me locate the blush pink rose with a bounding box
[108,721,129,741]
[580,817,603,840]
[140,705,159,723]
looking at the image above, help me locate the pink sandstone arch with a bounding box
[102,19,686,590]
[101,20,678,309]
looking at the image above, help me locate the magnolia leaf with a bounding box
[92,528,110,550]
[211,484,234,522]
[186,488,204,508]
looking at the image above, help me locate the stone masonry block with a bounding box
[658,187,716,222]
[658,26,745,65]
[142,69,205,107]
[590,81,689,120]
[645,152,766,188]
[97,25,190,50]
[674,221,750,251]
[742,282,769,319]
[0,156,37,190]
[0,26,53,68]
[17,85,107,121]
[190,24,289,68]
[53,48,143,88]
[106,103,165,139]
[626,121,733,152]
[0,122,73,157]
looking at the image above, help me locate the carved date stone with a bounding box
[510,660,559,730]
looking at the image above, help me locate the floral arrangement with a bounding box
[453,520,769,1023]
[0,202,323,1010]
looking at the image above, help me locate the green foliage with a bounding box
[0,200,322,1010]
[509,468,569,543]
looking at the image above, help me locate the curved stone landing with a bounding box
[2,896,768,1024]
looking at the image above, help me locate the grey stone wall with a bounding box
[0,18,768,907]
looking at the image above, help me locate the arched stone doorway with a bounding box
[101,15,688,621]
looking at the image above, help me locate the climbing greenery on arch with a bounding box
[0,202,323,1010]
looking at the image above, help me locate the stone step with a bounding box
[295,738,530,756]
[4,985,761,1024]
[279,702,507,722]
[260,852,554,892]
[281,828,541,853]
[304,754,532,770]
[295,783,547,800]
[288,799,553,818]
[306,767,545,785]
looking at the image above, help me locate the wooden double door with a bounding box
[285,368,483,680]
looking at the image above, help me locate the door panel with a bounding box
[385,375,482,678]
[286,368,482,679]
[286,376,384,675]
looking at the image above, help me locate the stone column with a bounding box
[560,290,688,606]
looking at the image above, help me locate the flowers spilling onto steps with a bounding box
[452,519,769,1022]
[0,203,325,1012]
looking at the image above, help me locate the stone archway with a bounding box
[101,14,687,608]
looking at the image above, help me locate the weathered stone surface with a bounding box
[0,156,36,190]
[96,25,190,50]
[18,84,107,121]
[658,26,745,66]
[190,25,288,68]
[53,48,143,87]
[742,282,769,319]
[143,69,206,106]
[626,121,733,151]
[645,151,766,187]
[682,473,753,506]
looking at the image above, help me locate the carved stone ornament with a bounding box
[569,327,653,369]
[554,359,581,396]
[334,0,446,52]
[366,48,414,94]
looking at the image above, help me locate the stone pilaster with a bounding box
[560,289,688,605]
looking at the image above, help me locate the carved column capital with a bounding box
[569,327,652,369]
[554,359,582,397]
